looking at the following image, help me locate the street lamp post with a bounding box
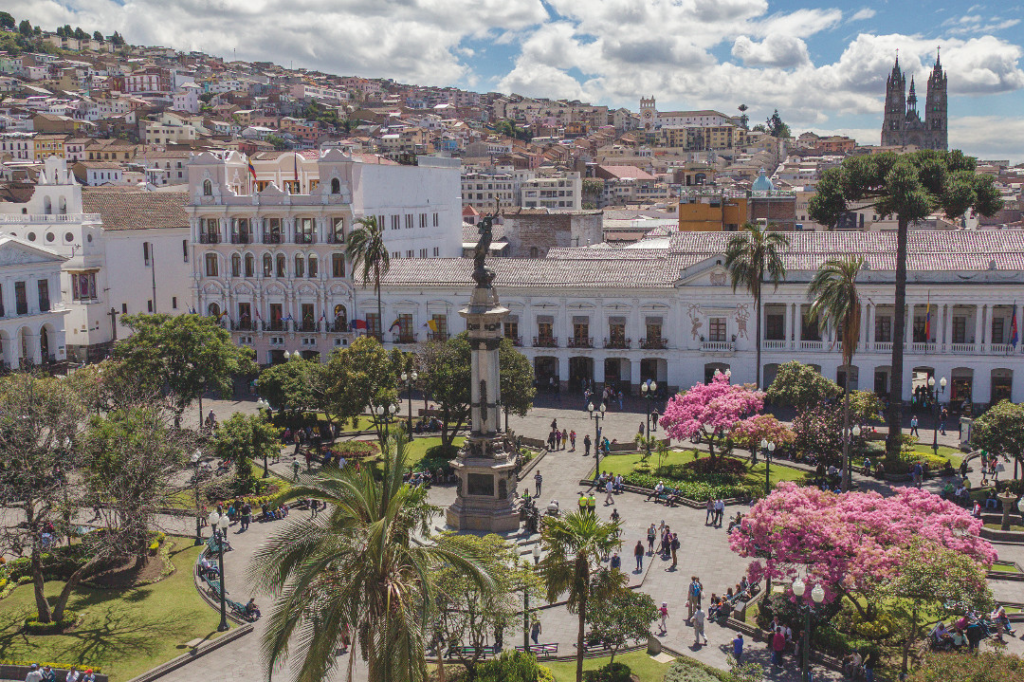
[524,546,541,654]
[587,402,606,479]
[760,439,776,497]
[207,511,230,632]
[640,380,659,458]
[792,578,826,682]
[373,403,398,448]
[401,370,419,440]
[929,376,947,456]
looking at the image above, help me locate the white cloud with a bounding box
[849,9,876,22]
[732,35,810,68]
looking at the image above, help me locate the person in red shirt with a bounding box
[771,627,787,666]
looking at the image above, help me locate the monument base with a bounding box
[445,498,520,533]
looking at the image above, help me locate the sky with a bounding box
[10,0,1024,161]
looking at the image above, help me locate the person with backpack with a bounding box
[687,577,702,622]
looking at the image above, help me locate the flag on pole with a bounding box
[254,308,262,321]
[1011,302,1019,348]
[352,319,367,330]
[389,318,401,332]
[427,319,438,333]
[247,156,257,182]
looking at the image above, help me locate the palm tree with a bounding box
[249,434,490,682]
[346,216,390,340]
[724,223,790,388]
[538,511,626,682]
[807,256,865,492]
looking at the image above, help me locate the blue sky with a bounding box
[11,0,1024,160]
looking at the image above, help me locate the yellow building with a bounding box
[32,135,65,161]
[678,188,748,231]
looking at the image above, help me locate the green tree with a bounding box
[538,511,626,682]
[423,334,471,448]
[18,19,31,36]
[876,540,993,674]
[93,30,103,42]
[73,27,87,40]
[346,216,390,341]
[257,357,319,414]
[431,534,541,677]
[499,338,535,431]
[0,374,85,624]
[809,150,1002,458]
[213,413,281,487]
[81,407,188,565]
[110,31,125,47]
[765,109,791,138]
[250,434,490,682]
[115,313,254,428]
[265,134,289,151]
[971,400,1024,473]
[807,256,864,490]
[585,590,657,664]
[848,389,885,425]
[724,222,790,387]
[766,360,841,408]
[0,12,15,30]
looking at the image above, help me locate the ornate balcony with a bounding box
[262,232,281,245]
[199,233,221,244]
[393,333,417,344]
[603,337,631,349]
[427,332,450,342]
[799,340,823,351]
[232,321,256,331]
[762,339,786,350]
[325,232,346,244]
[533,335,558,348]
[950,343,976,354]
[294,233,316,245]
[874,341,893,352]
[265,321,285,332]
[230,233,252,244]
[568,336,593,349]
[507,335,523,347]
[639,337,667,350]
[298,321,318,333]
[701,340,734,352]
[989,343,1015,355]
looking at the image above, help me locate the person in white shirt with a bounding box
[25,664,43,682]
[65,670,80,682]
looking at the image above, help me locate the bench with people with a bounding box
[514,643,558,658]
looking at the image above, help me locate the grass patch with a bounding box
[405,436,464,469]
[602,450,810,491]
[984,523,1024,532]
[908,445,963,468]
[990,563,1023,573]
[545,650,672,682]
[0,538,228,682]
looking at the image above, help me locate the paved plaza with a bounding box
[152,394,1024,682]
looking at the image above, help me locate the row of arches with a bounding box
[0,323,60,368]
[205,252,345,280]
[41,196,68,215]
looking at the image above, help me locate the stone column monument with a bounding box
[446,212,520,532]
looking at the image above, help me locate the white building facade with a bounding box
[187,149,462,364]
[0,237,69,368]
[367,232,1024,407]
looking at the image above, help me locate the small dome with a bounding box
[751,168,774,193]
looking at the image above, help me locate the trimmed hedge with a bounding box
[624,472,755,501]
[330,440,379,458]
[414,443,460,474]
[583,661,632,682]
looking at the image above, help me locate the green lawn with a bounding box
[989,563,1023,573]
[908,445,963,467]
[601,450,811,489]
[0,539,227,682]
[545,650,672,682]
[405,436,464,469]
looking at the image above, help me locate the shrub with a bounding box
[414,443,460,474]
[475,650,544,682]
[684,457,749,477]
[23,609,78,634]
[664,657,732,682]
[330,440,378,458]
[623,471,754,500]
[583,661,632,682]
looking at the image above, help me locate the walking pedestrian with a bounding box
[910,415,919,437]
[583,435,591,457]
[555,430,562,450]
[714,498,725,527]
[705,498,714,525]
[618,390,624,410]
[940,407,948,435]
[687,577,702,621]
[659,602,669,634]
[605,479,614,505]
[670,532,680,570]
[692,605,707,645]
[561,429,568,450]
[240,502,252,531]
[531,620,541,645]
[634,540,644,572]
[647,523,657,554]
[771,627,786,665]
[534,471,543,496]
[732,633,744,664]
[291,459,301,482]
[570,430,577,451]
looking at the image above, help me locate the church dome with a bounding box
[751,168,774,193]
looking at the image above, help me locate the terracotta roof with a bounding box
[597,165,657,181]
[81,187,189,231]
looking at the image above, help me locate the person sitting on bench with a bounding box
[245,597,262,620]
[199,554,219,578]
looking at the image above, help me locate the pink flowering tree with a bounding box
[659,373,764,460]
[730,414,795,451]
[729,482,996,619]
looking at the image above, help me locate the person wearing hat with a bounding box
[578,493,587,512]
[586,493,597,514]
[82,670,97,682]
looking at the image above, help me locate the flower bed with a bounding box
[329,440,379,458]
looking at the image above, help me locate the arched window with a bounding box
[244,254,255,277]
[307,255,318,278]
[203,179,213,196]
[43,196,52,214]
[530,246,539,258]
[331,178,341,194]
[263,253,273,277]
[334,304,348,330]
[231,254,241,278]
[294,254,305,278]
[58,197,67,215]
[207,302,221,318]
[276,254,286,277]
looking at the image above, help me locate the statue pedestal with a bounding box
[446,279,520,533]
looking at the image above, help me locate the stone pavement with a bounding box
[163,396,1024,681]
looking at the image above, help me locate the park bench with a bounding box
[515,643,558,658]
[204,578,224,598]
[446,645,495,659]
[228,599,258,622]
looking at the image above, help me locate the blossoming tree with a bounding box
[659,373,764,460]
[729,482,996,619]
[730,414,795,451]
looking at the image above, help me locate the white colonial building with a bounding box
[366,231,1024,407]
[0,157,193,362]
[187,148,463,364]
[0,236,68,368]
